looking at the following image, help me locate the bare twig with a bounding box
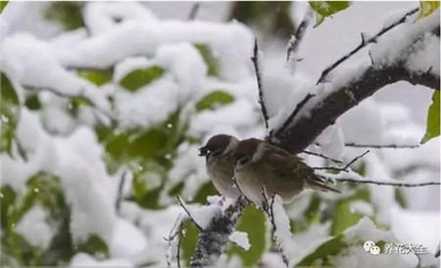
[335,178,440,187]
[313,150,370,172]
[115,170,127,215]
[260,188,289,267]
[316,7,419,84]
[251,38,270,131]
[301,150,343,164]
[344,142,420,149]
[177,196,203,232]
[286,13,311,62]
[164,216,184,268]
[188,2,200,20]
[274,93,315,139]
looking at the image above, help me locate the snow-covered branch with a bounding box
[272,10,440,153]
[190,197,248,268]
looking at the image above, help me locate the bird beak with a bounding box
[199,146,208,156]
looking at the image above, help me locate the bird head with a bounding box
[199,134,238,158]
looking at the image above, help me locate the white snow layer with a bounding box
[15,205,54,250]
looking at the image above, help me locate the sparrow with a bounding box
[199,134,241,199]
[233,138,340,205]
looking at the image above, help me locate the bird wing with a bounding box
[262,143,340,193]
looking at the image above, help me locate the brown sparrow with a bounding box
[199,134,241,199]
[233,138,340,205]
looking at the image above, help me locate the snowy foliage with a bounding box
[0,2,439,268]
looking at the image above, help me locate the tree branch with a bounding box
[273,62,440,153]
[251,38,270,132]
[177,196,203,232]
[344,142,420,149]
[190,196,248,268]
[188,3,200,20]
[273,93,315,139]
[335,178,440,187]
[286,11,312,63]
[316,7,419,84]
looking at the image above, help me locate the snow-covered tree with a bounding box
[0,2,439,268]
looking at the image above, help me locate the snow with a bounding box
[229,231,250,251]
[370,9,439,72]
[70,253,134,268]
[15,205,54,250]
[350,201,374,217]
[1,2,439,268]
[84,2,158,36]
[110,218,148,259]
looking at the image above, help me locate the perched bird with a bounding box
[233,138,339,205]
[199,134,241,199]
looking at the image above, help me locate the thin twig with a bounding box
[286,13,311,62]
[232,177,250,203]
[316,7,419,84]
[302,150,343,164]
[344,142,420,149]
[335,178,440,187]
[251,38,270,131]
[177,196,203,231]
[15,138,28,162]
[177,228,182,268]
[115,170,127,215]
[435,244,440,258]
[275,93,315,138]
[188,2,200,20]
[260,187,288,267]
[164,216,184,268]
[313,150,370,172]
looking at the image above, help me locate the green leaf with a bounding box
[421,91,440,143]
[131,162,165,209]
[24,94,42,110]
[194,43,220,76]
[1,172,70,266]
[0,72,19,155]
[1,230,43,266]
[418,1,440,19]
[297,234,346,266]
[228,206,266,266]
[0,1,8,13]
[291,194,322,234]
[119,66,165,92]
[44,2,84,30]
[394,188,407,209]
[193,182,217,203]
[0,185,16,230]
[76,234,109,258]
[331,188,369,235]
[99,110,185,173]
[195,90,235,112]
[309,1,351,26]
[331,200,362,236]
[181,221,199,266]
[77,69,113,86]
[67,96,93,117]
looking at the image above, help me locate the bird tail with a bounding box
[306,176,341,193]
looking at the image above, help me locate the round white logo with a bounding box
[363,240,376,252]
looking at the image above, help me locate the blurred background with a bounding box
[0,1,439,267]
